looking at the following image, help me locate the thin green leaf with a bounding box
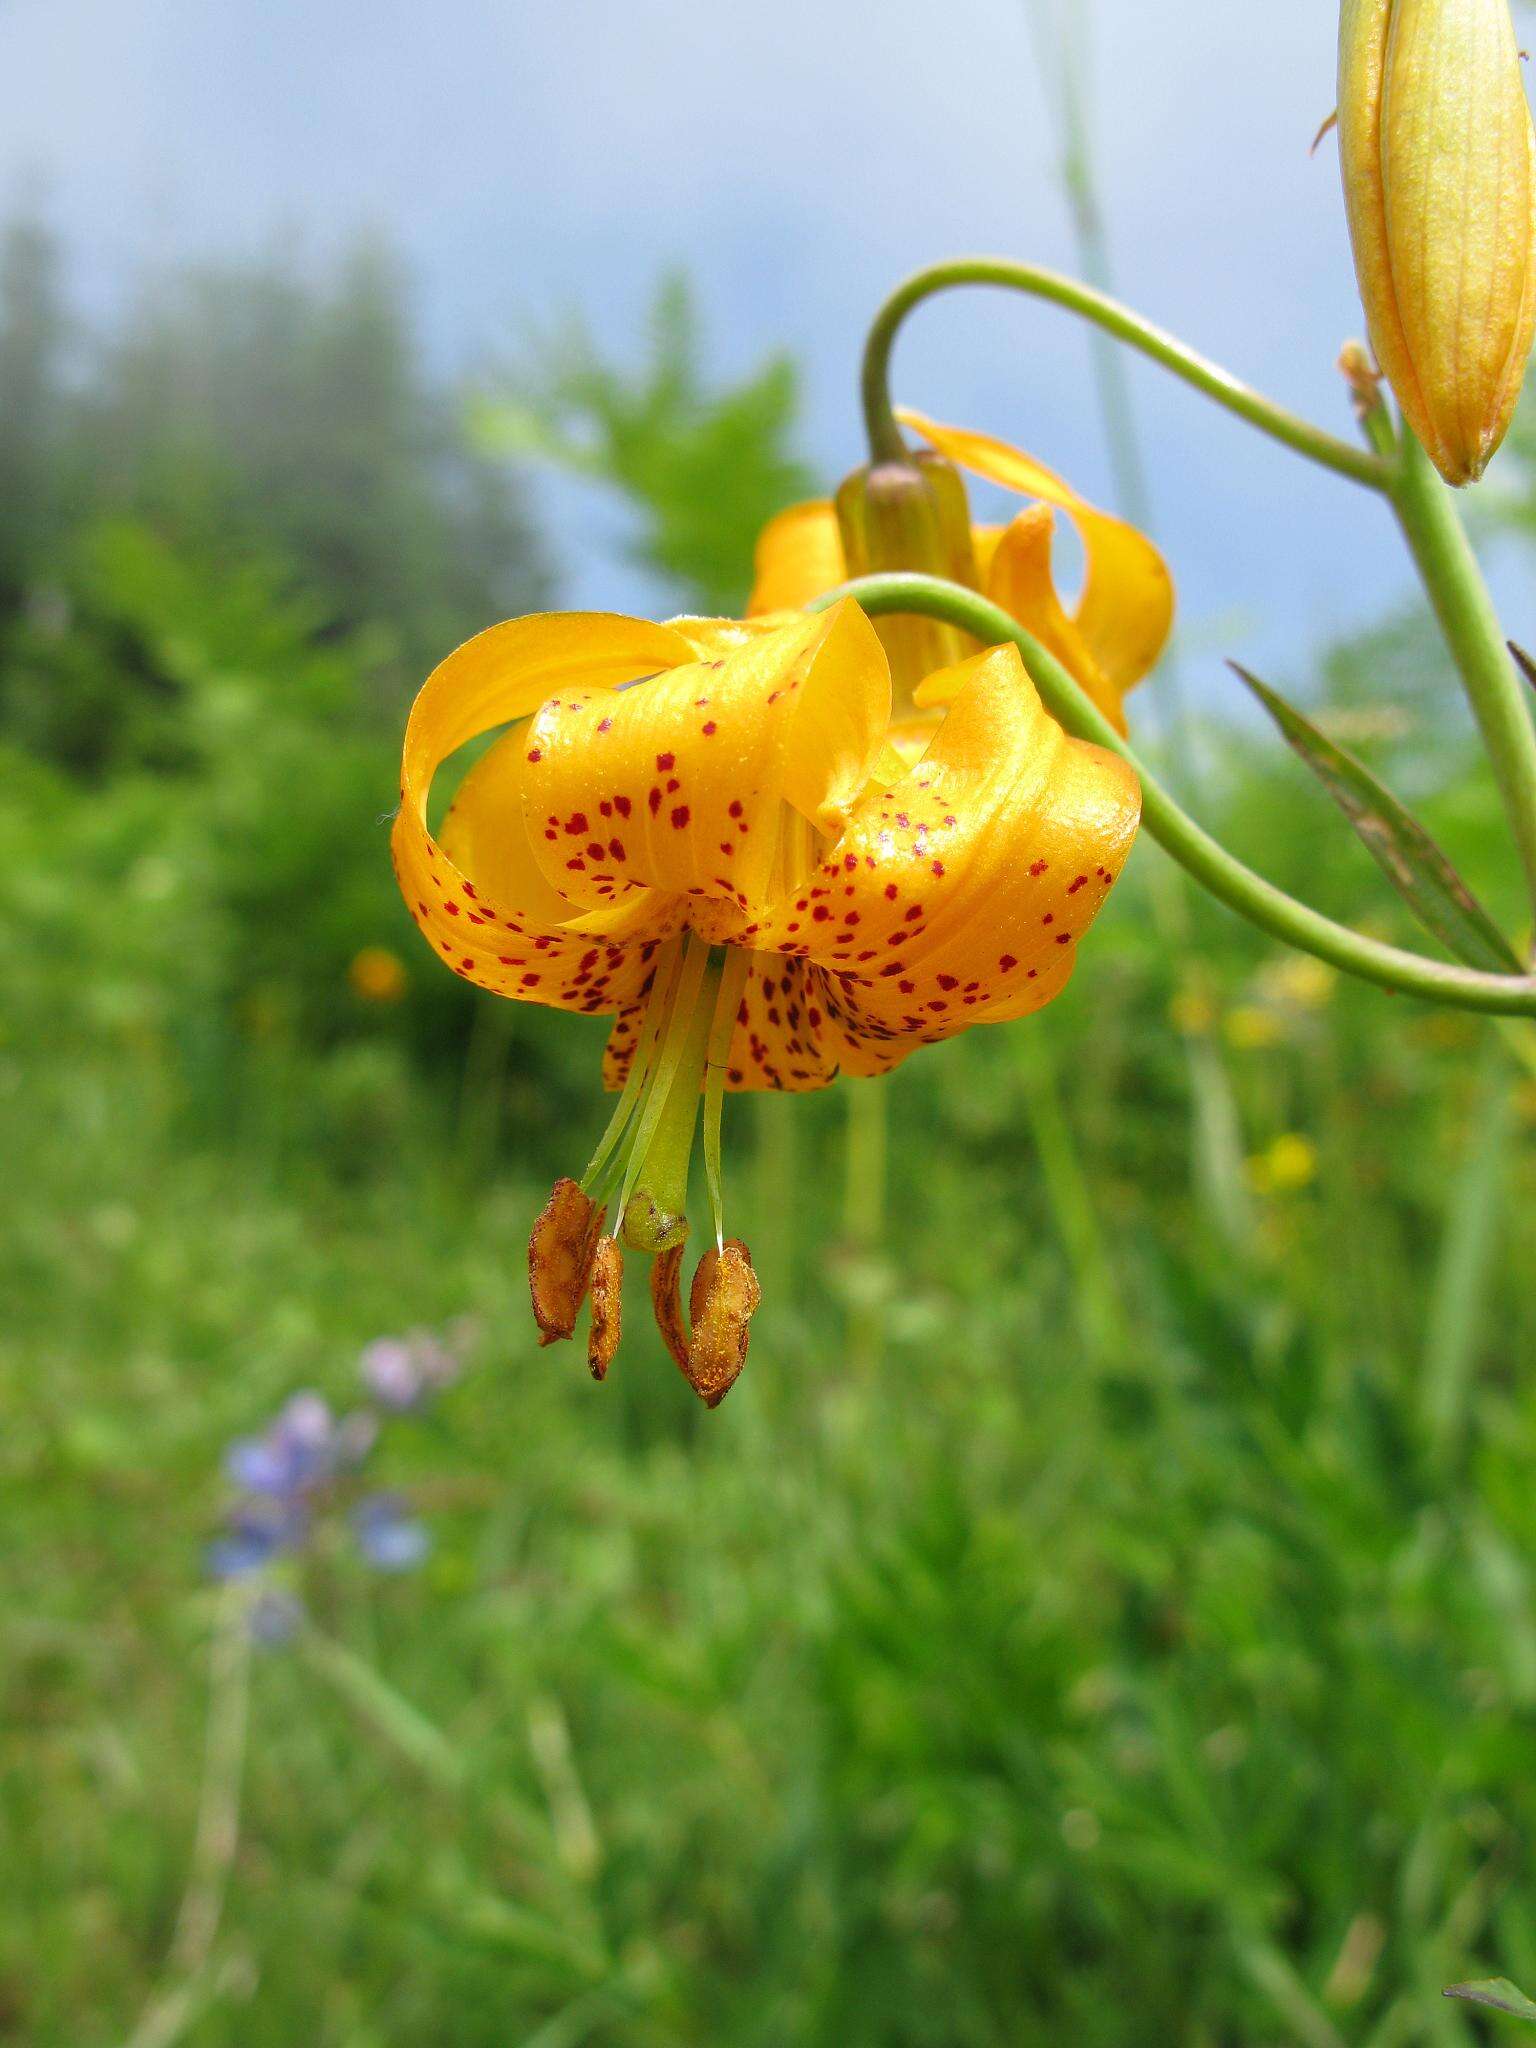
[1445,1978,1536,2023]
[1229,661,1522,975]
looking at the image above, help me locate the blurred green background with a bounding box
[6,11,1536,2046]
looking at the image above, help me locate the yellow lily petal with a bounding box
[898,407,1173,695]
[747,501,846,616]
[742,643,1140,1064]
[518,601,890,930]
[392,611,692,1010]
[668,613,804,657]
[980,506,1128,735]
[439,724,674,943]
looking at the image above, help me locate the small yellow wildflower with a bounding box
[1247,1133,1319,1195]
[1257,954,1337,1012]
[1168,987,1216,1036]
[1224,1004,1285,1052]
[350,946,409,1003]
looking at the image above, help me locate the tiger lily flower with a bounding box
[750,409,1174,734]
[392,601,1139,1403]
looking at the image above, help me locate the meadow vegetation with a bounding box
[4,221,1536,2046]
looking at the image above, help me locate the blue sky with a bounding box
[2,0,1531,688]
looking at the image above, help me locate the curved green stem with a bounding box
[1384,424,1536,928]
[813,574,1536,1016]
[860,258,1389,491]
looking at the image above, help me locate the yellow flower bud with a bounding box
[834,451,980,706]
[1338,0,1536,484]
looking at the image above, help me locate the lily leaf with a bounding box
[1445,1979,1536,2023]
[1229,662,1522,976]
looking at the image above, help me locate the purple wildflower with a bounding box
[206,1317,466,1633]
[359,1328,462,1412]
[248,1589,304,1647]
[352,1493,431,1572]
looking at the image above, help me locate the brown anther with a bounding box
[528,1177,605,1346]
[649,1241,690,1369]
[683,1239,761,1408]
[586,1236,623,1381]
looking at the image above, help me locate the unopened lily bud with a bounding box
[1338,0,1536,484]
[835,451,980,700]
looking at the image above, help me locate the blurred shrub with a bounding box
[479,272,816,615]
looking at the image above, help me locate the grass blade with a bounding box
[1444,1978,1536,2023]
[1229,662,1522,974]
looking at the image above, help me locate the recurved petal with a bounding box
[747,501,847,615]
[750,644,1140,1060]
[393,612,692,1010]
[969,506,1129,734]
[667,613,804,658]
[518,601,890,928]
[898,408,1173,694]
[440,720,679,947]
[402,611,695,798]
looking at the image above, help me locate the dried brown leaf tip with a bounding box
[528,1178,605,1346]
[586,1237,623,1381]
[683,1240,761,1409]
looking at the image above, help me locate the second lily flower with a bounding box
[750,409,1174,734]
